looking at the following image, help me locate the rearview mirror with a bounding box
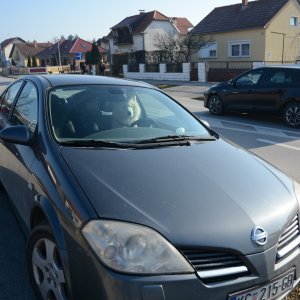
[0,125,31,145]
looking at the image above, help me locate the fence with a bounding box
[206,60,299,82]
[123,63,191,81]
[145,64,159,73]
[206,61,253,82]
[0,65,71,77]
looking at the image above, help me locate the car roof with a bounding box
[257,64,300,70]
[19,74,155,89]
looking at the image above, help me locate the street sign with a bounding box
[75,52,82,60]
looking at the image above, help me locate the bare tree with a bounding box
[177,35,211,62]
[153,33,211,63]
[153,33,181,63]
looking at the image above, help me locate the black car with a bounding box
[0,75,300,300]
[204,65,300,127]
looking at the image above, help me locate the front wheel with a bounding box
[27,224,69,300]
[208,95,224,115]
[282,103,300,128]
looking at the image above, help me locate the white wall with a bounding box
[199,42,217,59]
[109,20,179,54]
[144,20,178,52]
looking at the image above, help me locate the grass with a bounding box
[154,84,177,89]
[286,284,300,299]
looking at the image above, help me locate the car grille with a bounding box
[181,249,248,283]
[276,215,300,262]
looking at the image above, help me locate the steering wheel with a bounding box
[130,117,158,128]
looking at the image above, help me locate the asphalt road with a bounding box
[0,190,35,299]
[166,89,300,183]
[0,76,299,299]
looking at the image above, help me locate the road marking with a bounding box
[200,116,300,140]
[257,139,300,151]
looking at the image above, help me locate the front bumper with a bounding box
[68,239,300,300]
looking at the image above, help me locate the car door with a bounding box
[227,68,264,112]
[0,80,38,224]
[253,68,289,112]
[0,80,25,188]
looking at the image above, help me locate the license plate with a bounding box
[228,268,295,300]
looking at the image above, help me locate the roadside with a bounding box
[141,79,214,100]
[1,74,214,100]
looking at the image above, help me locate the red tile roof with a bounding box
[111,10,193,35]
[70,38,93,53]
[172,18,194,34]
[70,38,107,53]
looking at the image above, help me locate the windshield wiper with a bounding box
[61,139,135,148]
[136,135,216,145]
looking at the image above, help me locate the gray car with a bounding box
[0,74,300,300]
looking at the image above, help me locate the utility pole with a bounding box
[57,39,62,72]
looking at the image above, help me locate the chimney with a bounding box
[242,0,248,5]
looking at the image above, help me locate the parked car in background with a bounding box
[204,65,300,128]
[0,75,300,300]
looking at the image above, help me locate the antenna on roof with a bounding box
[139,9,145,14]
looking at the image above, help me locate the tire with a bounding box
[208,95,224,115]
[282,102,300,128]
[27,224,69,300]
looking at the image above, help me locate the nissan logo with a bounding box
[251,227,268,246]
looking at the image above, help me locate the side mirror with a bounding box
[228,79,235,87]
[0,125,31,145]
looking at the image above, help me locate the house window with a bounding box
[229,41,250,57]
[209,50,217,57]
[290,16,298,26]
[199,42,217,59]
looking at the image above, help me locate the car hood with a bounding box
[60,140,298,254]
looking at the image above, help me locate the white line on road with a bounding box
[257,139,300,151]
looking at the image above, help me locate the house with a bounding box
[37,38,107,68]
[190,0,300,63]
[0,37,26,67]
[108,10,193,55]
[9,42,51,67]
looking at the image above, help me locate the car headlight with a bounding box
[293,181,300,202]
[82,220,193,274]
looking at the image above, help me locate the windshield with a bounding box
[48,85,212,146]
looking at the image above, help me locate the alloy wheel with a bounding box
[32,238,67,300]
[284,103,300,127]
[208,95,223,115]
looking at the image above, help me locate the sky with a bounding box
[1,0,240,43]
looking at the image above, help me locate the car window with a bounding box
[48,85,211,143]
[270,71,286,84]
[11,81,38,136]
[0,81,23,119]
[236,69,264,86]
[293,70,300,85]
[262,69,297,87]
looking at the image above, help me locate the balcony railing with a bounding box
[113,36,133,45]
